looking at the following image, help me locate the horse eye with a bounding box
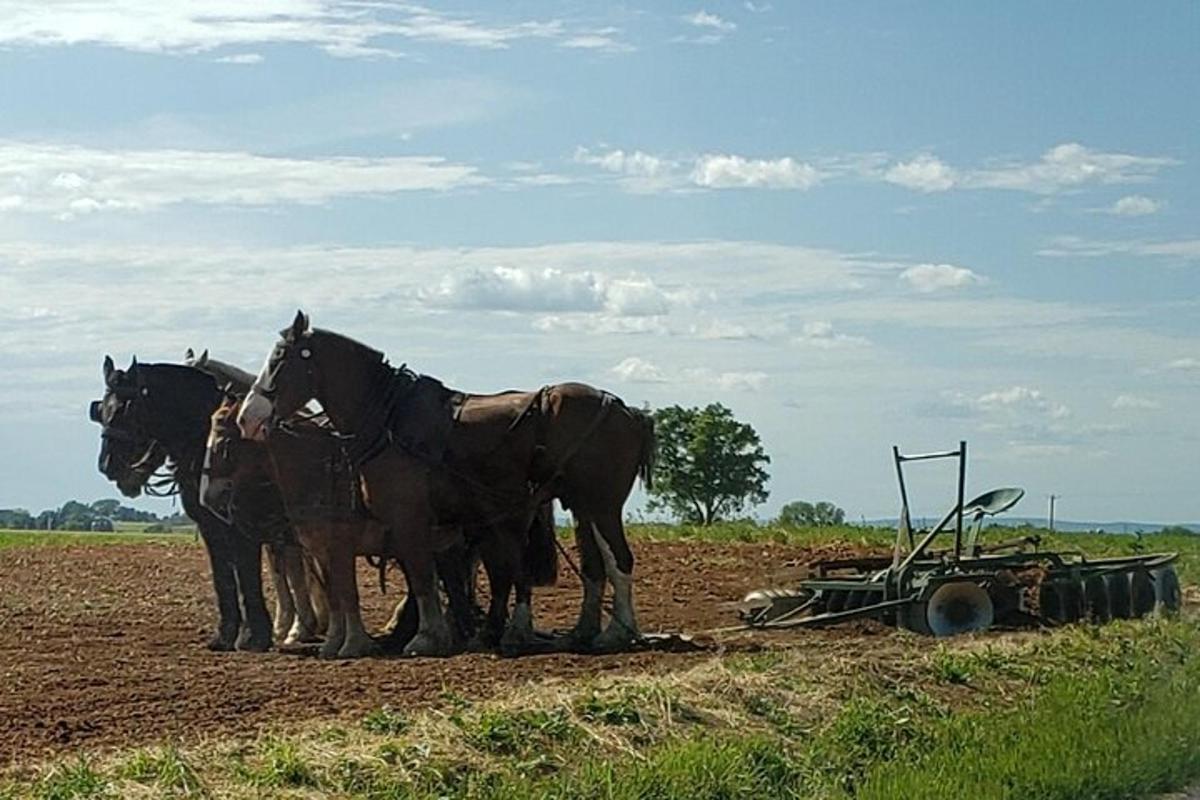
[300,348,312,359]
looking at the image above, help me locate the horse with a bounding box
[237,311,655,657]
[202,386,560,656]
[90,356,315,651]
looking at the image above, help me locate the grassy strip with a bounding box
[5,619,1200,799]
[0,530,192,549]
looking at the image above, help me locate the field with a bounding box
[2,524,1200,798]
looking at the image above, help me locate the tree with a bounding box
[647,403,770,525]
[779,500,846,527]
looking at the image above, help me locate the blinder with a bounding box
[88,399,102,423]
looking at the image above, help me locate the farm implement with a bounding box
[742,442,1181,636]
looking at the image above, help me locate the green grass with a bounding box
[0,529,192,549]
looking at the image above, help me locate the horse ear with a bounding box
[184,347,195,363]
[291,310,309,339]
[103,355,115,382]
[198,349,209,366]
[130,355,138,369]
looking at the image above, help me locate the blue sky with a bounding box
[0,2,1196,523]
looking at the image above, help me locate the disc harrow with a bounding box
[741,442,1181,637]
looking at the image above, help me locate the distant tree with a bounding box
[0,509,35,530]
[90,499,121,517]
[778,500,846,527]
[647,403,770,525]
[1160,525,1198,536]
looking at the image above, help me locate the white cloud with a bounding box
[0,2,610,58]
[558,28,634,53]
[1109,195,1162,216]
[1113,394,1160,410]
[422,266,672,316]
[1038,236,1200,261]
[712,370,767,391]
[691,154,820,189]
[899,263,983,293]
[1166,358,1200,371]
[884,143,1174,195]
[683,11,736,31]
[884,154,958,192]
[793,320,868,349]
[574,147,671,178]
[214,52,263,64]
[611,356,667,383]
[977,386,1070,419]
[0,140,484,217]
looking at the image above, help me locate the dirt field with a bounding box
[0,538,882,768]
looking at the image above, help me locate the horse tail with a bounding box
[524,501,558,587]
[635,407,656,491]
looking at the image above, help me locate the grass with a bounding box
[0,529,192,549]
[7,619,1200,799]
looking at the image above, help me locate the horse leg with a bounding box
[265,544,296,642]
[566,515,606,647]
[436,543,476,646]
[199,525,241,651]
[284,545,320,643]
[379,560,418,653]
[589,512,640,652]
[233,540,273,652]
[401,545,455,657]
[317,541,347,659]
[479,536,514,649]
[337,550,378,659]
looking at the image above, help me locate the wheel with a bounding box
[1108,573,1133,619]
[1083,575,1111,623]
[1155,566,1182,614]
[925,581,994,637]
[899,601,932,635]
[1131,569,1156,618]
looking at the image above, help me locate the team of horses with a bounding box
[90,311,655,658]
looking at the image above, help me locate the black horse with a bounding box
[91,356,274,651]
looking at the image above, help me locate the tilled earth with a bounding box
[0,538,877,767]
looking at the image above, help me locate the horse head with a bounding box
[238,310,318,440]
[200,395,262,524]
[91,355,167,498]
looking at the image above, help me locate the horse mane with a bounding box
[311,327,387,366]
[184,353,257,395]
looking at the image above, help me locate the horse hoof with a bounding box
[236,627,273,653]
[338,641,380,659]
[207,635,237,652]
[589,627,638,654]
[402,632,452,658]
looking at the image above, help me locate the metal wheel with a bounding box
[844,590,867,611]
[1107,572,1133,619]
[1083,575,1111,623]
[1155,566,1182,614]
[1131,569,1156,618]
[925,581,994,637]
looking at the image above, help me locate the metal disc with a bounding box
[925,581,994,637]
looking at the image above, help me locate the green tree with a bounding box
[778,500,846,527]
[647,403,770,525]
[90,499,121,517]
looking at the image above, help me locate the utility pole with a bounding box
[1048,494,1058,532]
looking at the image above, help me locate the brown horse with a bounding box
[237,312,654,657]
[204,390,559,656]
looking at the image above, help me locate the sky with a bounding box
[0,1,1197,524]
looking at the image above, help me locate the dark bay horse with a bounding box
[237,312,654,657]
[91,356,305,651]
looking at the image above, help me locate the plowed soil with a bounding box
[0,538,877,767]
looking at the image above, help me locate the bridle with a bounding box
[93,371,179,497]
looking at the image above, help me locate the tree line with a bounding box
[0,499,174,532]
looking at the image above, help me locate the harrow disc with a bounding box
[1107,573,1133,619]
[1083,575,1111,623]
[1155,566,1182,614]
[1131,569,1157,618]
[1040,580,1083,624]
[925,581,994,637]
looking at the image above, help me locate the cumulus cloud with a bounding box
[0,1,598,57]
[683,11,736,31]
[422,266,672,316]
[214,52,264,64]
[611,356,667,383]
[976,386,1070,419]
[899,263,983,292]
[1108,195,1162,216]
[0,140,484,217]
[1166,358,1200,371]
[884,154,958,192]
[691,154,820,189]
